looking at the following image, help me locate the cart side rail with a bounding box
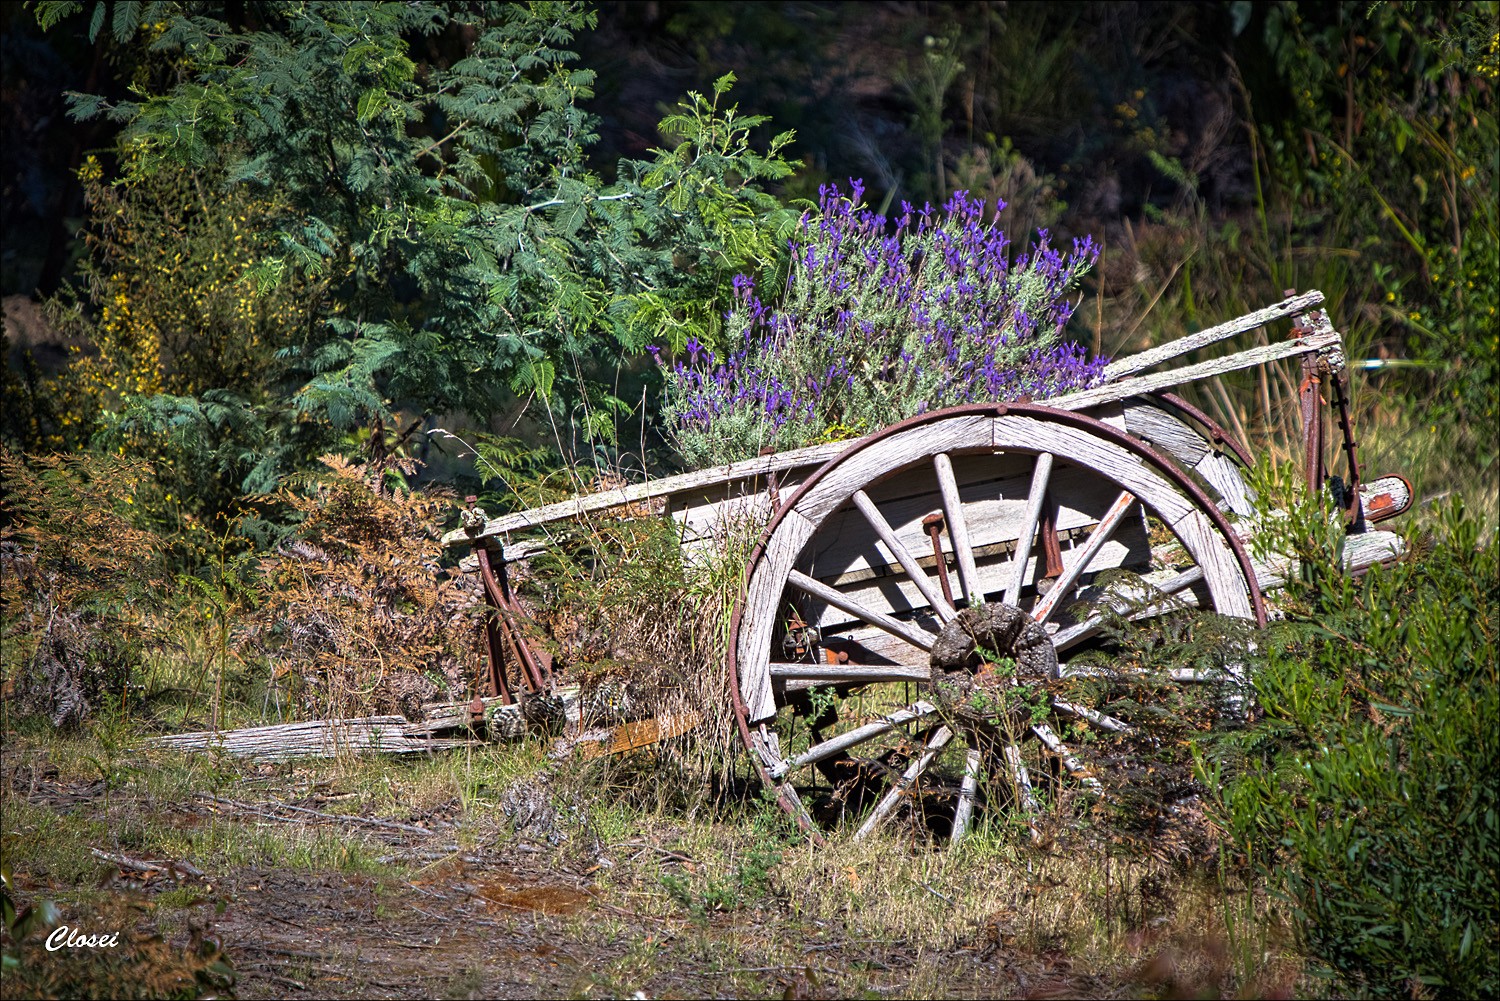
[1100,290,1324,380]
[441,439,847,548]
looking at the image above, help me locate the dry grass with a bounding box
[774,831,1307,998]
[513,499,773,790]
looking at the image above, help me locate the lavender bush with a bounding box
[662,181,1107,466]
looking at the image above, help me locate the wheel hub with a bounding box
[929,602,1058,679]
[926,603,1058,731]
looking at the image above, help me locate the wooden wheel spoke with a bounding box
[853,725,954,841]
[768,701,938,779]
[787,569,935,652]
[1059,662,1230,684]
[729,403,1268,847]
[1031,489,1135,625]
[1004,452,1055,606]
[933,453,982,605]
[852,489,957,621]
[950,749,983,847]
[1051,566,1205,653]
[1031,723,1103,794]
[1002,744,1041,819]
[1051,698,1133,733]
[770,663,930,686]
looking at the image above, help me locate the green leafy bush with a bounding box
[1254,1,1499,461]
[36,3,804,476]
[1206,501,1498,997]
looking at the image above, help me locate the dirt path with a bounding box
[2,751,1128,1000]
[214,863,590,999]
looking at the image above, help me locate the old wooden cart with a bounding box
[444,290,1412,845]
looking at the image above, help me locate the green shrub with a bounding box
[1206,501,1498,997]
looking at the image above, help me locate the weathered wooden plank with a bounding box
[1058,662,1230,683]
[1047,327,1341,413]
[1051,564,1205,651]
[673,489,777,547]
[1196,451,1257,517]
[1123,401,1212,465]
[669,466,819,557]
[444,440,847,546]
[1102,291,1325,380]
[143,717,480,761]
[1123,399,1257,517]
[1252,528,1405,592]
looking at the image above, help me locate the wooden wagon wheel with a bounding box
[727,403,1266,846]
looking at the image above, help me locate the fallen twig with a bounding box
[196,794,433,837]
[90,848,205,879]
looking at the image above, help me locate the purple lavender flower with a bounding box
[664,180,1106,465]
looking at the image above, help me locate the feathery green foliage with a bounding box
[1203,496,1498,997]
[35,2,802,489]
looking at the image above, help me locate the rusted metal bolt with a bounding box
[922,512,956,606]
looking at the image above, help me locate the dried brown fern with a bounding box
[0,449,169,725]
[517,505,763,787]
[247,456,483,719]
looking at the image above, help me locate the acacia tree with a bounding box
[37,0,799,491]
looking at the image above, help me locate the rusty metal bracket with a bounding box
[472,545,516,704]
[475,546,551,699]
[1298,351,1326,497]
[1327,360,1365,527]
[1037,491,1067,581]
[1294,309,1365,526]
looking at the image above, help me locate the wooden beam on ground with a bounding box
[142,689,584,761]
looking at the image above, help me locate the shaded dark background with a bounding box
[2,1,1284,300]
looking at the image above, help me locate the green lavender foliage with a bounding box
[1202,497,1499,998]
